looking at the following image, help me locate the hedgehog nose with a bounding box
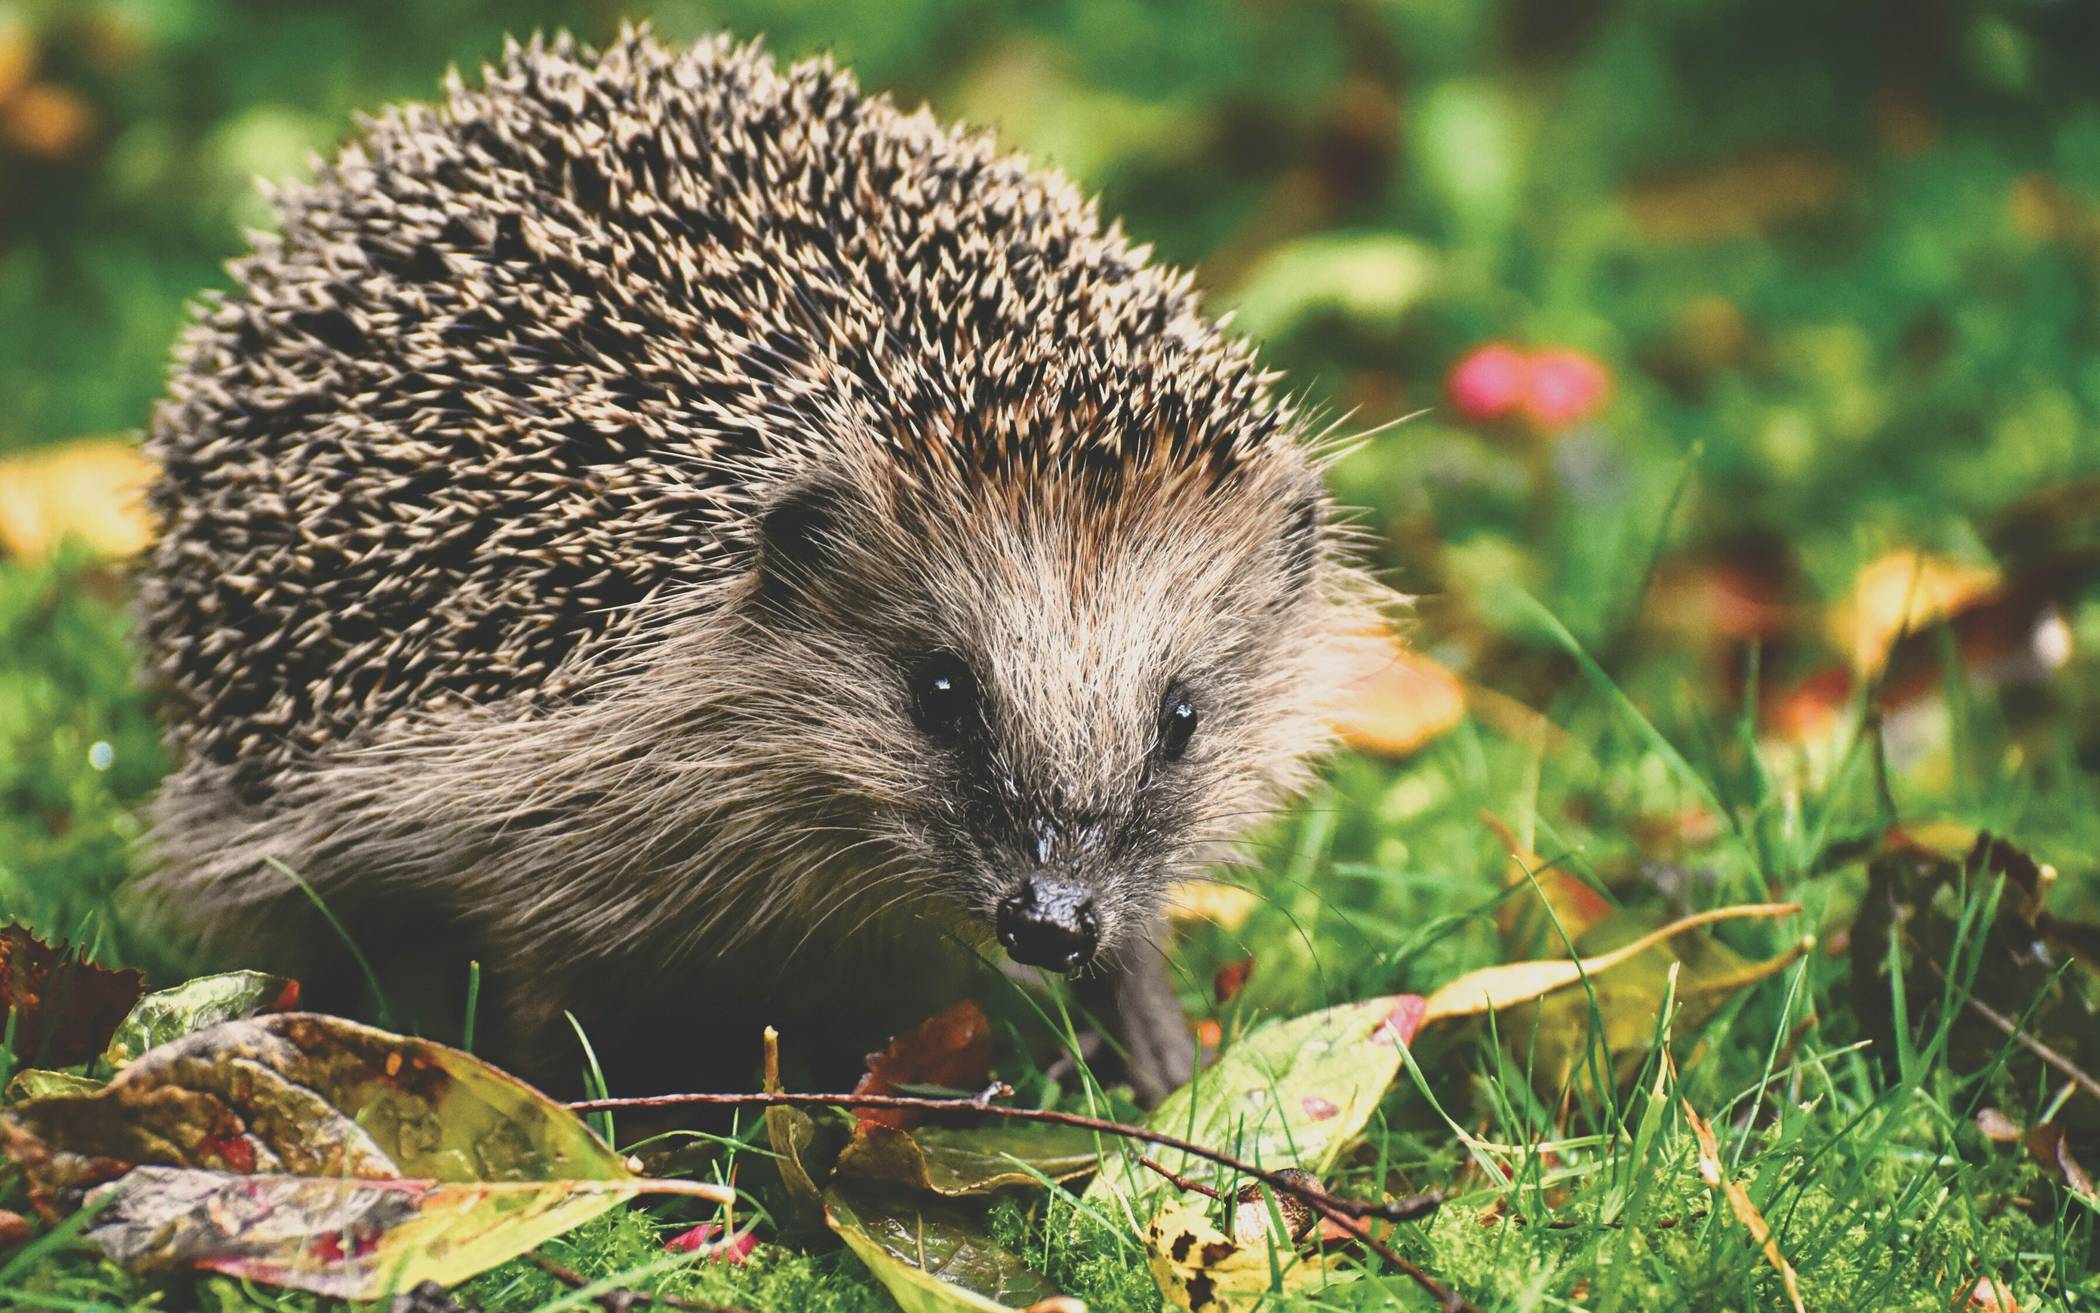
[997,877,1098,973]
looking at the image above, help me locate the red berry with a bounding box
[1521,348,1612,430]
[1447,343,1529,422]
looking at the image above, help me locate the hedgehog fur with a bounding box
[136,29,1377,1093]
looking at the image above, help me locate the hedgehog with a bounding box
[134,29,1381,1102]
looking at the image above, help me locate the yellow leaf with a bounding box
[1419,903,1801,1023]
[0,438,156,563]
[1828,549,1998,676]
[1144,1199,1340,1312]
[1164,880,1261,932]
[1683,1098,1806,1313]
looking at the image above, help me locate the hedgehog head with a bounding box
[718,428,1345,974]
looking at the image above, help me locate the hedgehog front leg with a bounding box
[1083,920,1196,1107]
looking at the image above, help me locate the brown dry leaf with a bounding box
[0,924,146,1069]
[1682,1097,1806,1313]
[1828,549,2000,677]
[2026,1123,2095,1197]
[0,438,156,562]
[852,1002,995,1131]
[1420,903,1800,1022]
[1325,626,1466,757]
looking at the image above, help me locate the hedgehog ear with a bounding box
[754,477,850,601]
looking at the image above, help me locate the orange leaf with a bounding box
[851,1002,994,1131]
[1326,627,1465,757]
[1683,1097,1806,1313]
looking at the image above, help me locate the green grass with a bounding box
[6,0,2100,1308]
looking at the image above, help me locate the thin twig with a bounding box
[1138,1155,1226,1200]
[1957,984,2100,1104]
[568,1088,1467,1309]
[529,1254,751,1313]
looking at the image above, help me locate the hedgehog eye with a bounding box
[1157,683,1199,762]
[910,653,978,740]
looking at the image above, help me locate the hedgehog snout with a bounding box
[995,875,1099,974]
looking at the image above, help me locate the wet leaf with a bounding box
[837,1122,1101,1196]
[1683,1097,1805,1313]
[0,1013,727,1295]
[1420,903,1801,1022]
[825,1186,1062,1313]
[854,1002,995,1130]
[80,1166,721,1298]
[0,437,156,562]
[0,924,145,1068]
[99,971,299,1072]
[1087,995,1424,1214]
[1144,1197,1341,1313]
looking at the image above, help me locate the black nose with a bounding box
[996,878,1098,972]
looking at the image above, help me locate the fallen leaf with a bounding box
[1964,1277,2022,1312]
[1480,812,1614,954]
[0,1013,728,1297]
[0,438,155,562]
[826,1186,1063,1313]
[3,81,94,157]
[2027,1123,2095,1197]
[1144,1197,1341,1313]
[665,1221,759,1262]
[1975,1108,2023,1144]
[854,1002,995,1130]
[1087,995,1424,1214]
[1212,958,1254,1005]
[82,1167,720,1297]
[1828,549,2000,677]
[4,1069,103,1102]
[0,1208,30,1248]
[1420,903,1801,1022]
[100,970,299,1072]
[764,1027,828,1220]
[1326,627,1466,757]
[1167,881,1261,932]
[837,1122,1101,1196]
[0,924,145,1068]
[1682,1098,1805,1313]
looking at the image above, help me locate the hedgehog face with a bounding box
[743,461,1337,974]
